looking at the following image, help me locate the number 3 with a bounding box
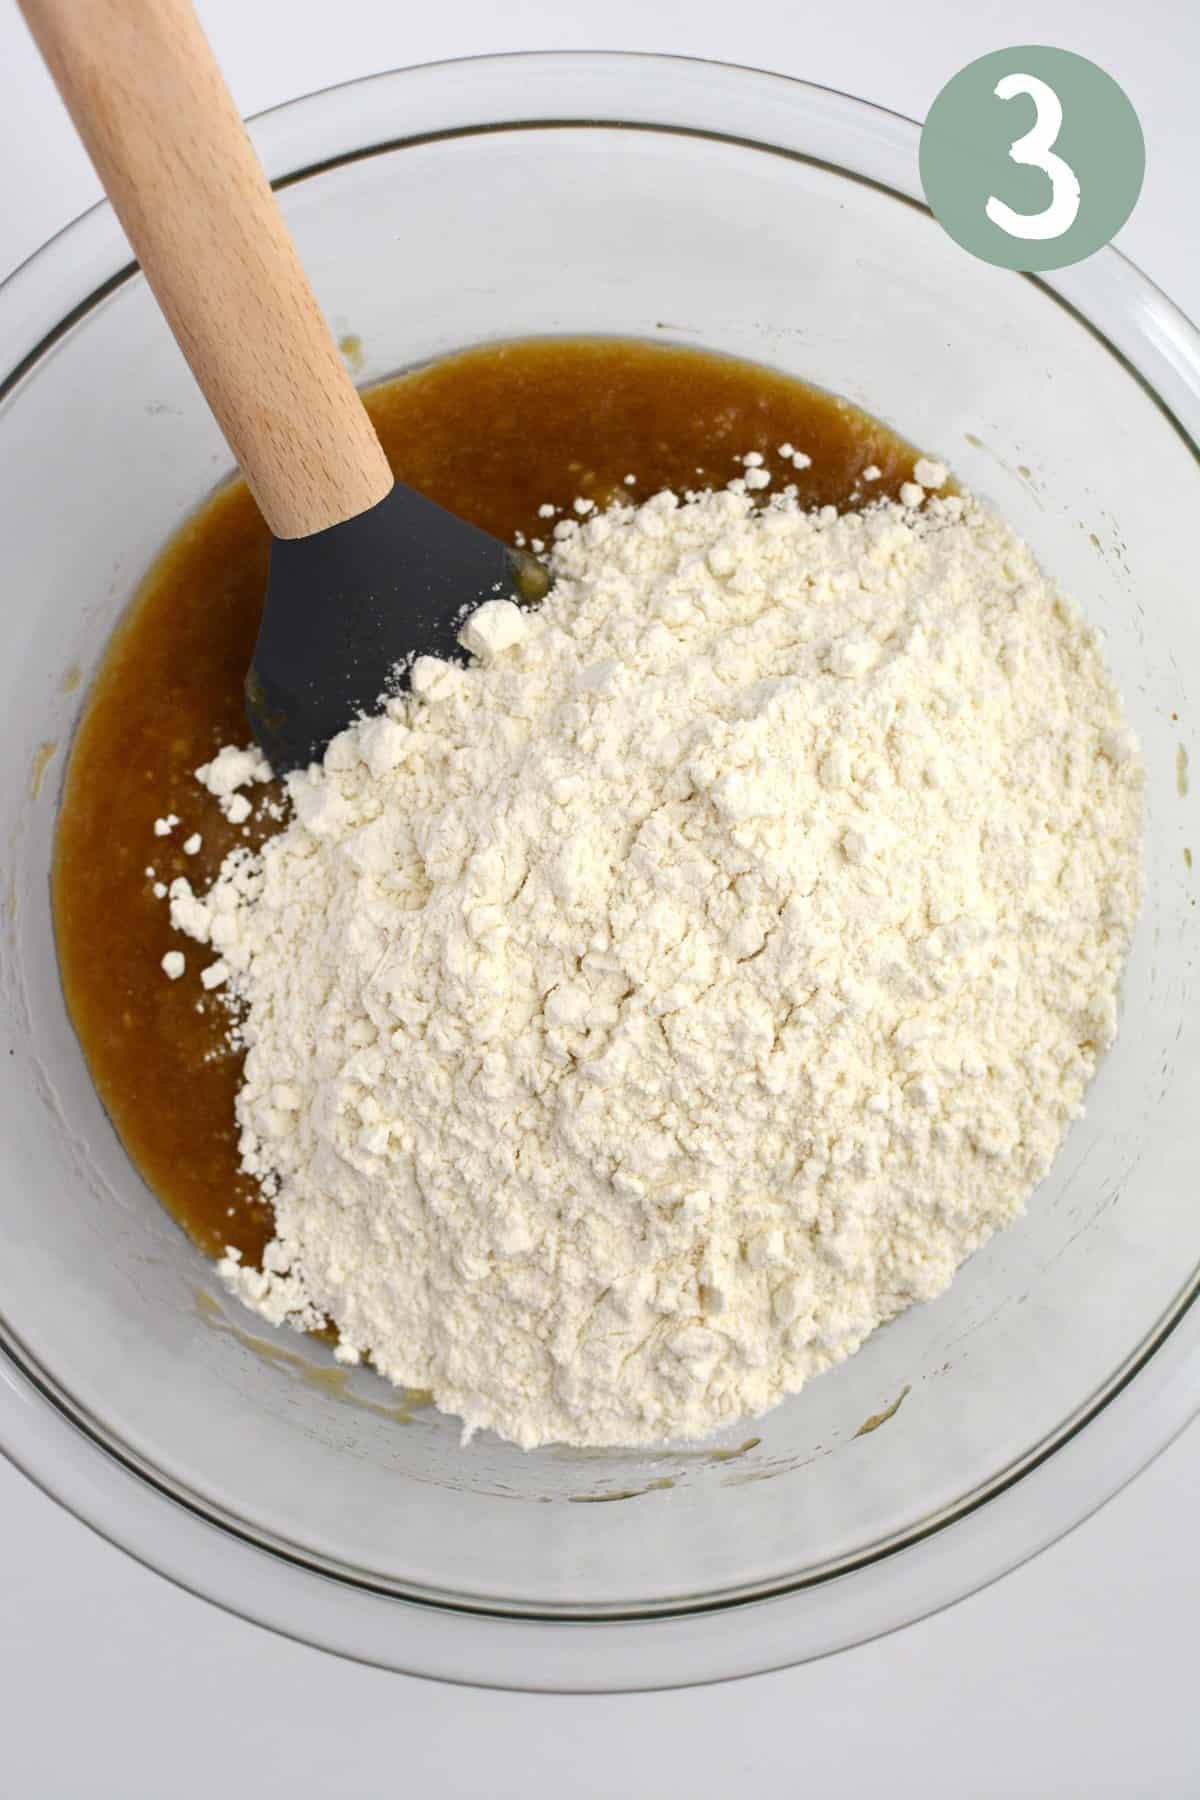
[986,73,1081,241]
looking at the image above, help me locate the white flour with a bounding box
[167,483,1142,1448]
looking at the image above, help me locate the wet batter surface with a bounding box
[52,336,924,1264]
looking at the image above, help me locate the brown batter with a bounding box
[52,336,923,1264]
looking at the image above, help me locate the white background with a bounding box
[1,2,1197,1793]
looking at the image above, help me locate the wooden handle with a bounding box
[20,0,394,539]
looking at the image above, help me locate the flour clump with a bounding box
[171,484,1143,1449]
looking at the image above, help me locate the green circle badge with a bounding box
[919,47,1145,272]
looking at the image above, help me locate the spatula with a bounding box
[21,0,547,774]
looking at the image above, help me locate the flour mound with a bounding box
[176,486,1142,1449]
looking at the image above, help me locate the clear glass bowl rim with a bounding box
[1,49,1197,1692]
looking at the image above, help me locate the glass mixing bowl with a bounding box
[1,53,1197,1692]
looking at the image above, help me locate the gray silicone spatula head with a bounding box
[247,484,548,774]
[21,0,551,778]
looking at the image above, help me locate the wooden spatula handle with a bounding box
[20,0,394,540]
